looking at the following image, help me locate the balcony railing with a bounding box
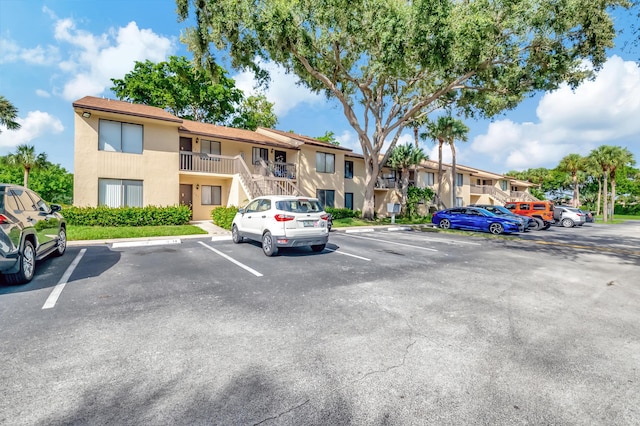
[470,185,510,203]
[179,151,237,174]
[253,159,297,179]
[375,177,398,189]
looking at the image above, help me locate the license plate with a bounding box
[302,220,316,227]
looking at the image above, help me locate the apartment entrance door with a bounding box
[180,184,193,213]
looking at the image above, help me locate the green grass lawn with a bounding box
[592,214,640,224]
[332,216,433,228]
[67,225,208,241]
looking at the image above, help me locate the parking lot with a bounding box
[1,223,639,425]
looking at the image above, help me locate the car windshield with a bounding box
[276,199,323,213]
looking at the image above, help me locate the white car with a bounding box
[231,195,330,256]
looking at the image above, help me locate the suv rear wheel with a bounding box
[4,240,36,285]
[528,218,543,231]
[262,231,278,257]
[561,218,574,228]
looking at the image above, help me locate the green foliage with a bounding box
[62,205,192,227]
[614,204,640,215]
[67,225,206,241]
[0,95,21,132]
[211,206,239,230]
[178,0,624,219]
[111,56,277,130]
[0,153,73,203]
[316,131,340,146]
[406,186,435,218]
[326,207,360,219]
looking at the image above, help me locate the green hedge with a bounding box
[211,206,238,230]
[62,205,193,226]
[614,204,640,215]
[326,207,361,219]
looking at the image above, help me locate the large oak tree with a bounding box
[177,0,626,219]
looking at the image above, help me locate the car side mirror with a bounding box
[238,208,245,214]
[50,204,62,213]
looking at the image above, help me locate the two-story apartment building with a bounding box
[72,96,536,220]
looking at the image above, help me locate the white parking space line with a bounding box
[345,228,376,233]
[325,248,371,261]
[198,242,263,277]
[344,233,439,252]
[42,249,86,310]
[112,239,181,248]
[211,236,232,242]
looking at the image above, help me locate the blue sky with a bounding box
[1,0,639,175]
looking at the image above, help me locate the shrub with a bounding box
[211,206,238,230]
[326,207,360,219]
[62,205,192,226]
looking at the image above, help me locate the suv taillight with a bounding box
[274,214,295,222]
[0,214,9,224]
[320,214,330,221]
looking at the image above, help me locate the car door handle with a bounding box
[261,215,266,218]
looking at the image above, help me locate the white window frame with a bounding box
[425,172,435,186]
[202,185,222,205]
[201,139,221,155]
[98,179,143,207]
[316,152,335,173]
[455,197,464,207]
[456,173,464,186]
[98,119,143,154]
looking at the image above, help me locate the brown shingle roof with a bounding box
[258,128,353,152]
[72,96,182,123]
[180,120,291,148]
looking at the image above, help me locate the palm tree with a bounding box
[445,120,469,207]
[607,146,635,220]
[584,156,604,216]
[421,116,468,207]
[557,154,585,207]
[387,144,428,214]
[7,145,48,189]
[589,146,615,222]
[0,95,21,133]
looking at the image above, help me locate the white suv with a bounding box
[231,195,330,256]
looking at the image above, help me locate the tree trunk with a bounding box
[596,177,602,216]
[401,168,410,214]
[362,156,379,220]
[437,140,444,208]
[23,167,30,188]
[450,143,457,207]
[572,172,579,207]
[602,171,609,222]
[610,171,616,221]
[413,127,419,148]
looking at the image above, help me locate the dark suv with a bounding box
[0,184,67,284]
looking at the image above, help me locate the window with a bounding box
[252,147,268,165]
[201,140,221,155]
[425,172,435,186]
[99,179,143,207]
[202,185,222,205]
[345,192,354,210]
[316,189,335,208]
[456,173,464,186]
[99,119,142,153]
[316,152,335,173]
[344,160,354,179]
[501,180,508,191]
[455,197,463,207]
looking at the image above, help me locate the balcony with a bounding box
[253,160,297,179]
[179,151,238,174]
[375,177,398,189]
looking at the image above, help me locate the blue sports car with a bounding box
[432,207,523,234]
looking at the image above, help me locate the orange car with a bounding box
[503,201,554,230]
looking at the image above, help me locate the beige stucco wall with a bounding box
[296,145,345,206]
[73,112,180,207]
[344,156,366,211]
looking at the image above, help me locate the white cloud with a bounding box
[0,111,64,149]
[233,60,325,117]
[471,56,640,171]
[35,89,51,98]
[0,38,59,65]
[55,19,174,100]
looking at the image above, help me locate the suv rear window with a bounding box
[533,203,547,210]
[276,199,322,213]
